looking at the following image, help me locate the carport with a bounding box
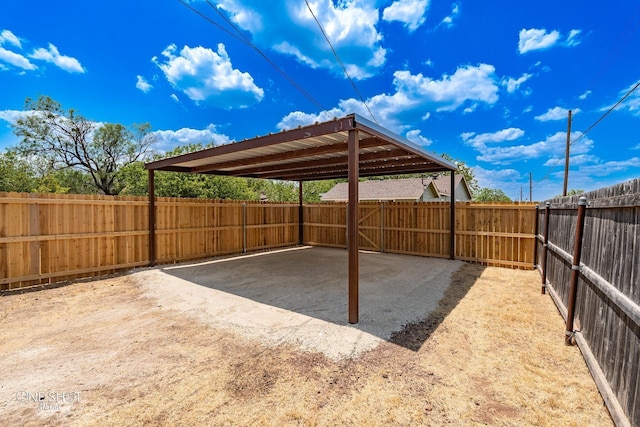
[145,113,457,324]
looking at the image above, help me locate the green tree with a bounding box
[0,149,38,192]
[302,180,338,202]
[440,153,478,195]
[119,142,258,200]
[473,187,511,202]
[12,96,155,195]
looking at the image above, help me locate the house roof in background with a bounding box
[321,175,464,201]
[145,114,456,181]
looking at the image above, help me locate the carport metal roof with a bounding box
[145,113,457,324]
[145,114,456,180]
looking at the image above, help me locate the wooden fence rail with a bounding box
[0,193,299,290]
[304,201,536,268]
[536,178,640,427]
[1,194,536,291]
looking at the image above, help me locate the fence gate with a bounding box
[357,204,382,251]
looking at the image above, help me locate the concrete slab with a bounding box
[136,246,463,360]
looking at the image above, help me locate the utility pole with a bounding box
[563,110,572,196]
[520,186,523,202]
[529,172,533,202]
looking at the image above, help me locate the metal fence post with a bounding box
[565,196,588,345]
[533,205,539,268]
[541,202,551,294]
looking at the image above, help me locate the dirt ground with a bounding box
[0,252,612,426]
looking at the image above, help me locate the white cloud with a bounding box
[278,63,500,132]
[473,165,521,191]
[0,30,22,48]
[154,43,264,108]
[534,106,580,121]
[572,158,640,177]
[518,28,582,54]
[523,105,533,113]
[566,29,582,47]
[0,109,31,124]
[461,128,525,149]
[405,129,432,146]
[440,3,460,28]
[389,63,499,112]
[216,0,386,80]
[502,73,532,93]
[170,94,180,103]
[277,109,344,130]
[151,124,232,153]
[463,104,477,114]
[474,131,593,164]
[606,80,640,117]
[579,90,592,100]
[0,30,84,74]
[30,43,85,73]
[382,0,429,32]
[518,28,560,53]
[136,75,153,93]
[0,47,37,71]
[631,143,640,150]
[543,154,600,167]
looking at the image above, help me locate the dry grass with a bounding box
[0,264,611,426]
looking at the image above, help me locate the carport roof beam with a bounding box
[145,114,456,180]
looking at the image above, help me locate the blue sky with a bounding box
[1,0,639,200]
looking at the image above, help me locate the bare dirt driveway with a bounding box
[0,247,611,426]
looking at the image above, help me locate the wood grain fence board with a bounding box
[540,179,640,427]
[2,196,536,288]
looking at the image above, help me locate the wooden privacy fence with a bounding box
[304,201,537,268]
[0,193,149,290]
[1,193,536,290]
[537,179,640,427]
[0,193,299,290]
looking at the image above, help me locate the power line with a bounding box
[178,0,330,117]
[178,0,247,44]
[570,80,640,147]
[537,80,640,185]
[303,0,379,124]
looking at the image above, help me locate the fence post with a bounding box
[298,181,304,245]
[533,205,539,269]
[148,170,156,267]
[380,202,385,253]
[242,202,247,253]
[29,194,42,283]
[541,201,551,294]
[565,196,588,345]
[449,172,456,260]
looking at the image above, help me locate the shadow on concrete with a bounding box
[157,246,485,352]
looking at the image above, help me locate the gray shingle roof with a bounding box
[321,176,464,201]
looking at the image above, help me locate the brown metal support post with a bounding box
[541,202,550,294]
[298,181,304,244]
[533,205,539,268]
[347,129,359,324]
[148,169,156,267]
[449,171,455,260]
[565,196,588,345]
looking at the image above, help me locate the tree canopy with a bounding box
[12,96,155,195]
[473,187,511,202]
[3,96,481,202]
